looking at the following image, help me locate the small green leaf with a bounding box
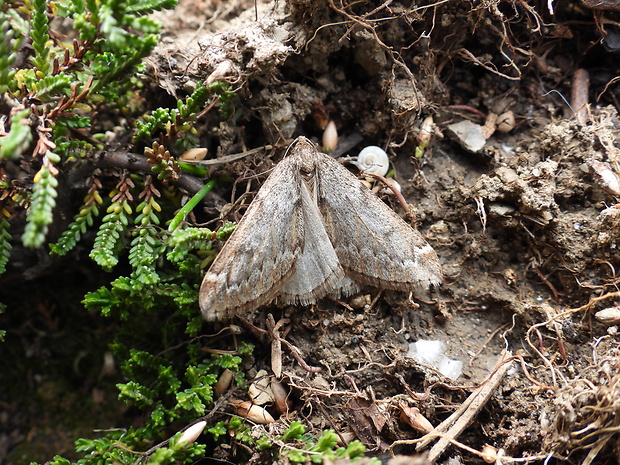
[176,389,205,414]
[207,422,227,441]
[22,166,59,248]
[283,421,306,441]
[0,108,33,160]
[312,430,338,453]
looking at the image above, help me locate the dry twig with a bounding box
[389,350,514,462]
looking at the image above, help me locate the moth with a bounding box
[199,136,442,321]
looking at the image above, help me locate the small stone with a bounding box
[446,120,486,153]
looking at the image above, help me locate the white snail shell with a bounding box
[356,146,389,176]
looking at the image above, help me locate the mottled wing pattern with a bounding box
[312,145,442,291]
[200,137,442,321]
[199,157,304,321]
[278,173,346,306]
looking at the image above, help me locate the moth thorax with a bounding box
[299,161,316,181]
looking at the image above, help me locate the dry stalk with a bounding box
[387,350,513,462]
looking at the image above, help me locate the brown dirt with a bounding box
[173,1,620,463]
[4,0,620,464]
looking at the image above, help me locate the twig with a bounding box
[70,145,278,203]
[262,314,323,375]
[426,351,513,461]
[392,431,548,463]
[596,75,620,102]
[532,267,562,300]
[571,68,590,125]
[468,323,509,366]
[363,172,413,218]
[69,151,210,198]
[267,313,284,378]
[315,401,350,446]
[279,338,323,373]
[516,354,555,391]
[182,144,276,166]
[389,350,513,462]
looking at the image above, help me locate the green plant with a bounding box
[0,0,182,250]
[276,421,372,464]
[40,348,243,465]
[0,210,12,275]
[0,1,369,464]
[38,211,246,464]
[134,81,235,151]
[22,160,60,248]
[0,0,240,268]
[1,0,243,463]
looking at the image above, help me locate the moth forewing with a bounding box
[199,156,306,321]
[313,147,442,290]
[199,136,442,321]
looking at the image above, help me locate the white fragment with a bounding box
[407,339,463,380]
[446,120,486,153]
[322,121,338,153]
[590,160,620,196]
[595,307,620,325]
[248,370,275,405]
[438,357,463,380]
[408,339,444,365]
[178,421,207,447]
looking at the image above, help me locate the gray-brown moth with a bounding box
[199,136,442,321]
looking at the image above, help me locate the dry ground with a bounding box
[3,1,620,464]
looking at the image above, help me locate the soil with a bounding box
[2,1,620,464]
